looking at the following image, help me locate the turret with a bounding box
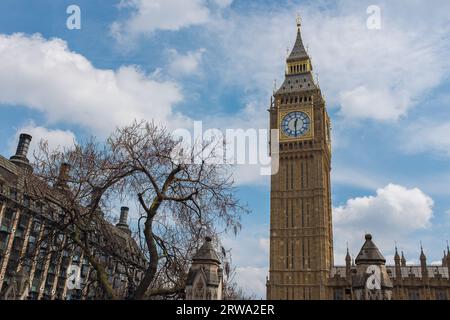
[394,246,401,282]
[420,245,428,279]
[345,245,352,277]
[394,247,401,267]
[353,234,393,300]
[401,251,407,267]
[185,237,223,300]
[446,241,450,274]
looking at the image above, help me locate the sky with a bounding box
[1,0,450,299]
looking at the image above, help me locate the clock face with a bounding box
[281,111,311,138]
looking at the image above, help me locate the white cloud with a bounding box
[0,33,186,135]
[234,267,266,299]
[203,0,450,122]
[333,184,434,263]
[339,86,408,121]
[111,0,210,43]
[402,121,450,157]
[11,123,76,157]
[168,48,206,76]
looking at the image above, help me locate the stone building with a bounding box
[328,234,449,300]
[267,17,450,300]
[185,237,223,300]
[0,134,146,300]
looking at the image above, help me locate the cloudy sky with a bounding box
[1,0,450,298]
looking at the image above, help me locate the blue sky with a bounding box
[1,0,450,298]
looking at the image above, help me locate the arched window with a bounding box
[194,278,205,300]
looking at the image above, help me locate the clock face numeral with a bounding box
[281,111,311,138]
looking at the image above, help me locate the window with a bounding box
[436,290,448,300]
[333,289,344,300]
[9,188,18,201]
[1,208,15,232]
[408,290,421,300]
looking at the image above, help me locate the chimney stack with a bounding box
[55,163,71,189]
[116,207,131,235]
[10,133,33,170]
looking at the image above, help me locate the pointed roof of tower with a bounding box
[192,237,220,264]
[401,251,407,266]
[355,234,386,264]
[345,244,351,262]
[394,245,400,261]
[420,244,427,261]
[287,16,309,62]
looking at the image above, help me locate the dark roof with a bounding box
[287,28,309,62]
[275,73,317,95]
[355,234,386,265]
[192,237,220,264]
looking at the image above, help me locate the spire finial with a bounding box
[296,14,302,31]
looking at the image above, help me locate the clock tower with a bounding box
[266,17,333,300]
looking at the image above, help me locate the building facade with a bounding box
[328,234,450,300]
[0,134,146,300]
[267,18,450,300]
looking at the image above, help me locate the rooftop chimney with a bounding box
[55,163,71,189]
[10,133,33,170]
[116,207,131,235]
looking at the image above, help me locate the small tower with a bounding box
[394,246,401,280]
[420,245,428,280]
[185,237,223,300]
[394,247,401,267]
[442,250,447,267]
[446,242,450,274]
[345,245,352,278]
[401,251,407,267]
[352,234,393,300]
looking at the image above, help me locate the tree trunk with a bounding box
[132,218,159,300]
[88,256,118,300]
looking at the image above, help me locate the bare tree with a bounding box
[108,121,247,299]
[27,138,139,299]
[26,120,247,300]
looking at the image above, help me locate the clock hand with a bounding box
[294,119,298,133]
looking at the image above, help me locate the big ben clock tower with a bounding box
[266,17,333,300]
